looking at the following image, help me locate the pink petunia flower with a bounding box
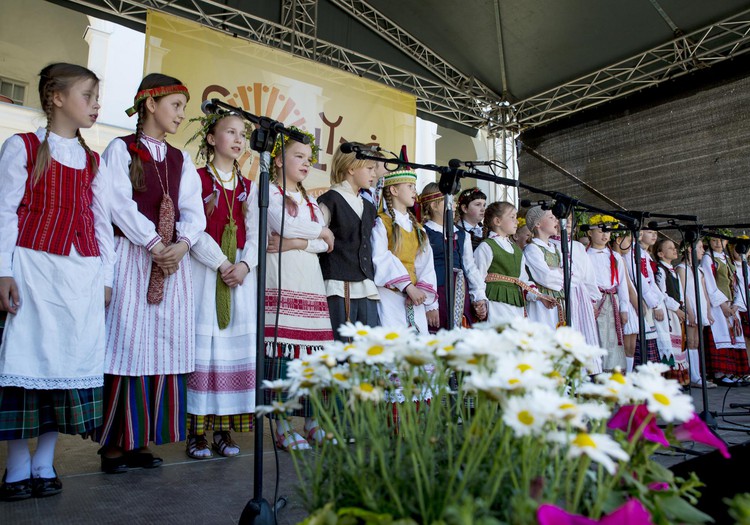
[607,404,669,447]
[673,414,730,459]
[537,499,654,525]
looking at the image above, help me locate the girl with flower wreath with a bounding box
[609,230,640,373]
[97,73,206,474]
[264,131,335,451]
[700,233,750,385]
[512,216,531,249]
[181,111,259,459]
[585,215,630,372]
[728,238,750,354]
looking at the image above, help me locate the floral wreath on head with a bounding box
[588,214,618,228]
[517,217,526,228]
[703,228,733,243]
[270,126,319,164]
[184,111,251,163]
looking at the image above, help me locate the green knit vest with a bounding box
[483,238,525,307]
[715,257,734,301]
[526,243,564,300]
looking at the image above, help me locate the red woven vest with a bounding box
[16,133,100,257]
[198,167,249,250]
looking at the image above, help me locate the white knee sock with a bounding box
[688,349,702,383]
[31,431,57,478]
[625,357,635,374]
[6,439,31,482]
[275,418,292,435]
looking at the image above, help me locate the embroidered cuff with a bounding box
[146,236,162,251]
[177,236,192,250]
[385,275,412,291]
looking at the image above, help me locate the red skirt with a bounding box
[703,327,750,377]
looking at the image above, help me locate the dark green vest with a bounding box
[483,238,524,307]
[527,242,564,300]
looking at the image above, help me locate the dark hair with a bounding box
[129,73,184,191]
[456,187,487,218]
[34,63,99,183]
[483,201,516,238]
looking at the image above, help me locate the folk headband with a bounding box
[125,84,190,117]
[419,190,443,206]
[383,168,417,187]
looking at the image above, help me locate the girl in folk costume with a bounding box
[182,112,259,459]
[474,202,551,322]
[700,235,750,385]
[265,132,334,451]
[728,239,750,355]
[586,216,630,372]
[522,206,564,329]
[676,242,717,388]
[0,64,115,500]
[455,187,487,251]
[513,216,532,249]
[97,74,206,473]
[372,169,438,335]
[420,182,487,329]
[610,231,641,373]
[316,145,380,340]
[554,213,602,374]
[652,238,689,385]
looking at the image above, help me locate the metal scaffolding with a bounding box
[58,0,750,133]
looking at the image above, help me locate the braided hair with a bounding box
[383,184,426,255]
[33,63,99,184]
[128,73,184,192]
[203,115,249,217]
[269,140,316,220]
[483,201,516,239]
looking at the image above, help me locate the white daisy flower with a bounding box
[631,374,694,423]
[255,399,303,417]
[547,431,629,475]
[261,378,293,392]
[329,365,352,388]
[350,381,384,402]
[502,393,550,437]
[347,342,397,365]
[337,321,374,339]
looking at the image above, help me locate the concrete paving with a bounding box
[1,383,750,524]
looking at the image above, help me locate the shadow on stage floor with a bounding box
[3,383,750,524]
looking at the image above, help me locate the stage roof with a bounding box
[51,0,750,132]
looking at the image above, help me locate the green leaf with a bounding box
[657,495,714,524]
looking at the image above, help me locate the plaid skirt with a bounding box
[704,327,750,377]
[95,374,187,451]
[187,413,253,435]
[742,311,750,339]
[0,386,102,440]
[634,337,660,367]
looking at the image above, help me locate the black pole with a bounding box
[559,217,572,326]
[631,230,648,366]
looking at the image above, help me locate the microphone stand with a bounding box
[207,100,308,525]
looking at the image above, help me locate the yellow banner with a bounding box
[144,11,416,195]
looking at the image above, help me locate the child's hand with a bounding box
[675,308,686,322]
[320,228,335,253]
[426,309,440,328]
[153,241,189,269]
[105,286,112,307]
[708,313,715,325]
[218,260,233,274]
[405,284,426,306]
[472,300,488,320]
[720,302,733,318]
[653,308,665,322]
[541,296,557,309]
[267,234,306,253]
[150,241,166,255]
[620,311,629,326]
[0,277,20,314]
[221,262,250,288]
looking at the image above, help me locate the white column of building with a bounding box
[495,127,519,206]
[415,116,439,191]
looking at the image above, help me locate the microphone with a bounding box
[646,219,677,229]
[520,199,553,209]
[201,99,224,115]
[448,159,495,168]
[579,223,624,232]
[340,143,383,154]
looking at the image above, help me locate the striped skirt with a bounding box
[96,374,187,451]
[634,337,660,367]
[0,386,102,440]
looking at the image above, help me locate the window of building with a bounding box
[0,78,26,105]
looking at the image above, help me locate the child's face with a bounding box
[461,199,486,225]
[695,242,705,260]
[428,198,445,220]
[348,161,377,192]
[390,182,417,208]
[276,141,313,185]
[537,210,558,236]
[497,207,518,236]
[640,230,657,247]
[658,240,678,263]
[55,77,100,131]
[207,116,246,162]
[513,226,531,247]
[148,93,187,135]
[709,237,726,253]
[588,228,610,247]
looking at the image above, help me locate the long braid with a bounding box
[235,160,249,216]
[383,190,401,254]
[129,103,147,191]
[297,182,318,222]
[269,158,298,217]
[75,130,98,177]
[31,90,55,184]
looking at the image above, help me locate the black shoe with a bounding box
[100,455,129,474]
[124,450,163,469]
[0,471,32,501]
[31,469,62,498]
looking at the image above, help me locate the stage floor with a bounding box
[2,383,750,524]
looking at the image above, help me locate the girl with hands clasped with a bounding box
[0,63,116,500]
[182,111,259,459]
[264,132,334,452]
[97,74,206,474]
[372,169,438,334]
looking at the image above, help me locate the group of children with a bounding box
[1,62,748,501]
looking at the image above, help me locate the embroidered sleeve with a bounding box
[0,135,28,277]
[700,254,729,307]
[239,181,260,270]
[174,153,207,248]
[415,237,438,309]
[462,234,487,302]
[371,217,412,292]
[523,243,563,291]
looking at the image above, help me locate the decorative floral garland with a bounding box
[270,126,319,164]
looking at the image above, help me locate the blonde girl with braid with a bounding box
[182,112,259,459]
[371,169,438,335]
[0,63,117,499]
[97,73,206,474]
[264,134,335,452]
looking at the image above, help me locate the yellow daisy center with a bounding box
[367,345,385,356]
[508,378,520,385]
[517,364,532,373]
[356,330,368,336]
[573,433,596,448]
[385,332,400,340]
[611,372,626,384]
[333,373,347,382]
[559,403,575,410]
[344,344,356,352]
[653,392,670,406]
[442,345,455,352]
[518,410,534,426]
[359,382,374,393]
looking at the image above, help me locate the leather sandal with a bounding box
[186,435,213,460]
[0,471,32,501]
[274,429,310,452]
[212,431,240,457]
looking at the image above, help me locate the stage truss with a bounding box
[59,0,750,133]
